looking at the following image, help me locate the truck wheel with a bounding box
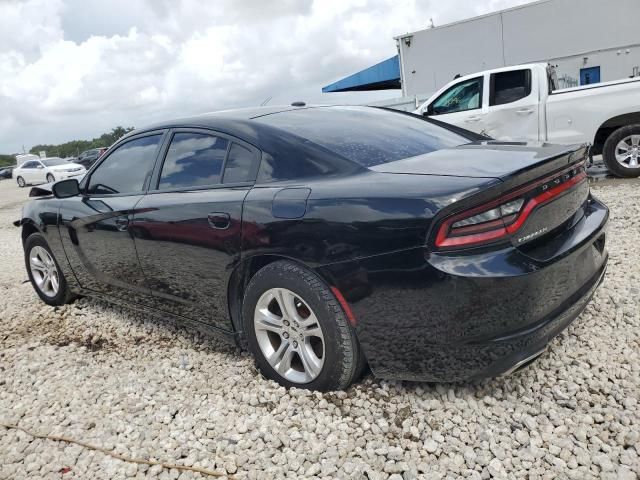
[602,124,640,178]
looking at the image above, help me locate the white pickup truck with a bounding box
[414,63,640,177]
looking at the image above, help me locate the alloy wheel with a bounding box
[253,288,325,384]
[614,135,640,167]
[29,246,60,297]
[46,174,55,183]
[17,177,25,187]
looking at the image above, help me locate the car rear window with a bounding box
[255,106,471,168]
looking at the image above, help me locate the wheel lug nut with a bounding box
[283,332,289,339]
[283,320,289,326]
[293,341,298,348]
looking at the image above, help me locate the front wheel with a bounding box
[24,233,75,306]
[46,173,55,183]
[602,124,640,177]
[242,260,365,391]
[17,176,25,187]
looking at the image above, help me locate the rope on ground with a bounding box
[0,421,230,478]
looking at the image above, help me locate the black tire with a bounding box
[17,176,25,187]
[24,233,75,306]
[46,173,55,183]
[602,124,640,178]
[242,260,365,391]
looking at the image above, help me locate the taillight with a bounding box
[435,164,587,249]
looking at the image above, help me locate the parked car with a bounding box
[75,147,108,168]
[415,63,640,177]
[0,166,14,180]
[14,106,608,391]
[15,153,40,166]
[13,157,86,187]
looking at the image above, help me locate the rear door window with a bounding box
[158,132,229,189]
[490,69,532,106]
[222,143,258,183]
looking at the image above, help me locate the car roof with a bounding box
[123,105,332,140]
[121,105,374,150]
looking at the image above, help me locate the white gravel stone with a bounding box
[0,180,639,479]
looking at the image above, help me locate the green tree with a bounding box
[25,126,135,158]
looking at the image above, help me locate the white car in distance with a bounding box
[14,158,86,187]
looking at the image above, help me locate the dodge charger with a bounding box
[15,105,609,391]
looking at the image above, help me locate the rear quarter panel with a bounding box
[240,171,501,266]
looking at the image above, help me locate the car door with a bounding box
[33,160,48,183]
[424,76,487,134]
[131,129,260,330]
[58,131,166,306]
[481,68,540,141]
[17,161,36,183]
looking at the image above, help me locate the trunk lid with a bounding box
[370,141,586,184]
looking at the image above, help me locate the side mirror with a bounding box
[52,178,80,198]
[37,165,44,169]
[425,104,434,116]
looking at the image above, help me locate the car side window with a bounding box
[158,132,229,189]
[223,143,258,183]
[490,69,532,106]
[87,134,162,195]
[22,161,36,169]
[430,77,483,115]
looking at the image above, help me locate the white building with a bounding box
[323,0,640,107]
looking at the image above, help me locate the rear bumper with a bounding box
[318,197,609,382]
[465,260,606,380]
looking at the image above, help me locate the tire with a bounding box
[24,233,75,306]
[242,260,365,391]
[46,173,55,183]
[602,124,640,178]
[17,176,25,187]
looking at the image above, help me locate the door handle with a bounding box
[516,108,534,115]
[465,115,482,123]
[207,212,231,230]
[115,218,129,232]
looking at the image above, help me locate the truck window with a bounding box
[430,77,483,115]
[490,69,532,106]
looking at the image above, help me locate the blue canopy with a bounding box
[322,55,401,93]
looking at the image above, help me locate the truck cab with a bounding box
[416,63,640,177]
[416,63,549,142]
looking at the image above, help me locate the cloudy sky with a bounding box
[0,0,530,153]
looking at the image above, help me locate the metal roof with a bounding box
[322,55,401,93]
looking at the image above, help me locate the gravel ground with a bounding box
[0,178,638,480]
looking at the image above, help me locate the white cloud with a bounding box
[0,0,532,152]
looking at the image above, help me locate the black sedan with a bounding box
[0,166,13,179]
[15,106,608,391]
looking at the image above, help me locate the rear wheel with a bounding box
[24,233,75,306]
[17,176,25,187]
[242,260,365,391]
[602,124,640,177]
[46,173,55,183]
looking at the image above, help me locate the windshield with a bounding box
[42,158,66,166]
[256,106,473,168]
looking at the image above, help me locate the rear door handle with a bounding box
[208,212,230,230]
[115,218,129,232]
[465,115,482,123]
[516,108,535,115]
